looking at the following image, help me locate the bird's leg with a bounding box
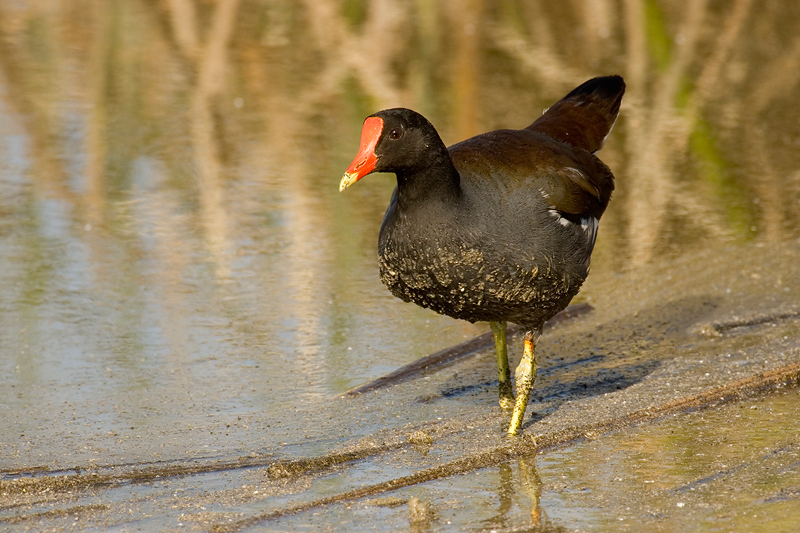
[490,321,514,410]
[507,329,541,436]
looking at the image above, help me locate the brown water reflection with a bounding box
[1,0,800,530]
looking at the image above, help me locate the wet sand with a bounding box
[3,239,799,531]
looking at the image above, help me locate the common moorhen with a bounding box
[340,76,625,435]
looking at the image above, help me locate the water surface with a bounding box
[1,1,800,531]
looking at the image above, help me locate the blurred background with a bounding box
[2,0,800,530]
[1,0,800,467]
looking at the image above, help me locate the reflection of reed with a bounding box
[84,0,109,231]
[2,0,800,379]
[749,132,784,242]
[625,1,707,265]
[491,24,585,88]
[581,0,613,60]
[449,0,484,139]
[184,0,241,279]
[4,1,798,272]
[0,7,75,206]
[621,0,757,263]
[299,0,407,107]
[167,0,201,59]
[682,0,752,132]
[748,34,800,115]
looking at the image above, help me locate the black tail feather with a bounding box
[527,75,626,153]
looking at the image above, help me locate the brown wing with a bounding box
[449,129,614,220]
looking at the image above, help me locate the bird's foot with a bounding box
[499,396,514,410]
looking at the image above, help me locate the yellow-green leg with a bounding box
[507,330,540,436]
[490,321,514,410]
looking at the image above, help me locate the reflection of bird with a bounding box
[340,76,625,435]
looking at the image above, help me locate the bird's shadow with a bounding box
[418,295,722,430]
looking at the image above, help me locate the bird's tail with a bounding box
[526,75,625,154]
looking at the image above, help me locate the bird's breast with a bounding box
[376,189,592,326]
[379,236,487,313]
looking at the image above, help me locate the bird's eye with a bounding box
[389,128,403,140]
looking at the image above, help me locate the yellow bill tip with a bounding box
[339,172,359,192]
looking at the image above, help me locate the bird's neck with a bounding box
[394,150,461,208]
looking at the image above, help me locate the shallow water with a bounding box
[1,1,800,531]
[266,389,800,532]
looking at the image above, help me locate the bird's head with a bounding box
[339,108,443,191]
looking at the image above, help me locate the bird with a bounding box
[339,76,625,436]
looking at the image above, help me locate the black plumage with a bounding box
[341,76,625,435]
